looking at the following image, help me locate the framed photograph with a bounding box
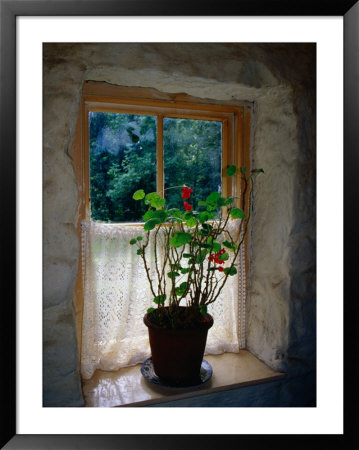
[1,0,355,448]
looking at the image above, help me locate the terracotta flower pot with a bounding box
[144,308,213,386]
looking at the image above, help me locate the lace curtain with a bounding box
[80,220,247,380]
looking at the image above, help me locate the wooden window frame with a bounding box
[72,81,253,364]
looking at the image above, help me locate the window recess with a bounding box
[72,82,252,375]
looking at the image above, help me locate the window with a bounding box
[76,82,252,224]
[88,113,223,222]
[72,82,252,379]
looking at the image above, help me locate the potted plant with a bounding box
[130,165,263,386]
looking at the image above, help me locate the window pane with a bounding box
[89,112,157,222]
[163,118,222,210]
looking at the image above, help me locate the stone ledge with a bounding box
[82,350,286,407]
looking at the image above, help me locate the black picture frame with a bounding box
[1,0,356,448]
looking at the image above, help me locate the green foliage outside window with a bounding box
[89,112,222,222]
[164,117,222,211]
[89,112,157,222]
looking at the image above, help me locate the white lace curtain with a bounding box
[80,220,247,380]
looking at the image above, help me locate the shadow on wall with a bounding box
[286,77,316,406]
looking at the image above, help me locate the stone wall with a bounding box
[43,43,316,406]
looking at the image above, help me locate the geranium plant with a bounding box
[130,165,263,329]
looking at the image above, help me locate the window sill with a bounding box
[82,350,286,407]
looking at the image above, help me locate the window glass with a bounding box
[89,112,157,222]
[89,113,222,222]
[163,118,222,211]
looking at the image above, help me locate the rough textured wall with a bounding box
[43,43,316,406]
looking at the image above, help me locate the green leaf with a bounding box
[133,189,145,200]
[226,165,237,177]
[199,211,211,223]
[207,238,221,252]
[145,192,158,203]
[206,191,221,206]
[152,209,169,222]
[143,210,155,221]
[154,294,166,305]
[195,249,208,264]
[218,197,228,206]
[186,216,197,228]
[169,232,192,248]
[180,268,191,274]
[224,266,237,276]
[199,305,207,316]
[168,218,183,224]
[230,208,245,219]
[136,249,143,255]
[200,210,217,222]
[223,240,235,251]
[144,217,162,231]
[175,282,188,296]
[167,271,180,278]
[155,197,165,209]
[175,287,184,296]
[198,242,212,249]
[168,208,183,219]
[218,252,229,261]
[241,167,247,173]
[145,192,165,209]
[224,197,234,206]
[183,253,193,258]
[147,307,155,314]
[129,238,137,245]
[136,236,143,241]
[200,223,213,235]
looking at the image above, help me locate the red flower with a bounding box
[181,185,193,199]
[183,201,192,211]
[208,248,226,265]
[218,266,224,272]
